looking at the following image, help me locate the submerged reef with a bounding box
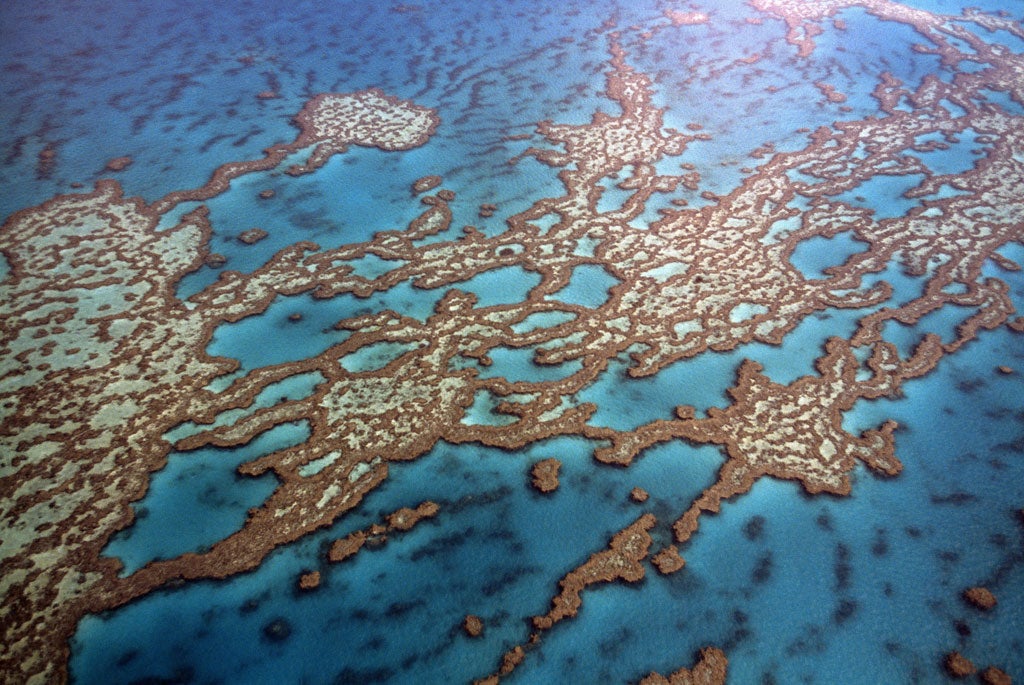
[638,647,729,685]
[964,586,998,611]
[1,0,1023,683]
[530,458,562,493]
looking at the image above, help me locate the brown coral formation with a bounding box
[945,651,977,678]
[412,175,442,194]
[298,571,321,591]
[664,10,710,26]
[814,81,847,103]
[284,89,441,176]
[328,532,367,563]
[530,458,561,493]
[463,614,484,637]
[3,2,1024,682]
[651,546,686,575]
[387,501,440,531]
[238,228,269,244]
[630,487,650,503]
[639,647,728,685]
[327,501,438,565]
[522,514,655,650]
[1,183,230,682]
[981,666,1013,685]
[0,89,441,683]
[150,88,439,214]
[498,646,525,676]
[104,156,133,172]
[624,337,934,549]
[963,586,998,610]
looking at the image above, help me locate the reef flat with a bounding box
[1,89,440,682]
[1,1,1022,683]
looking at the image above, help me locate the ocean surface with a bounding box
[1,0,1022,683]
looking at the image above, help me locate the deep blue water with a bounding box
[2,1,1022,683]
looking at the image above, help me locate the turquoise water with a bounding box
[789,232,871,280]
[2,0,1023,683]
[104,423,305,576]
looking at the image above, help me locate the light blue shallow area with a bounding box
[789,232,871,280]
[546,264,619,308]
[978,88,1024,116]
[476,346,583,383]
[457,266,543,309]
[834,174,930,220]
[912,128,984,177]
[103,423,305,576]
[204,284,444,371]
